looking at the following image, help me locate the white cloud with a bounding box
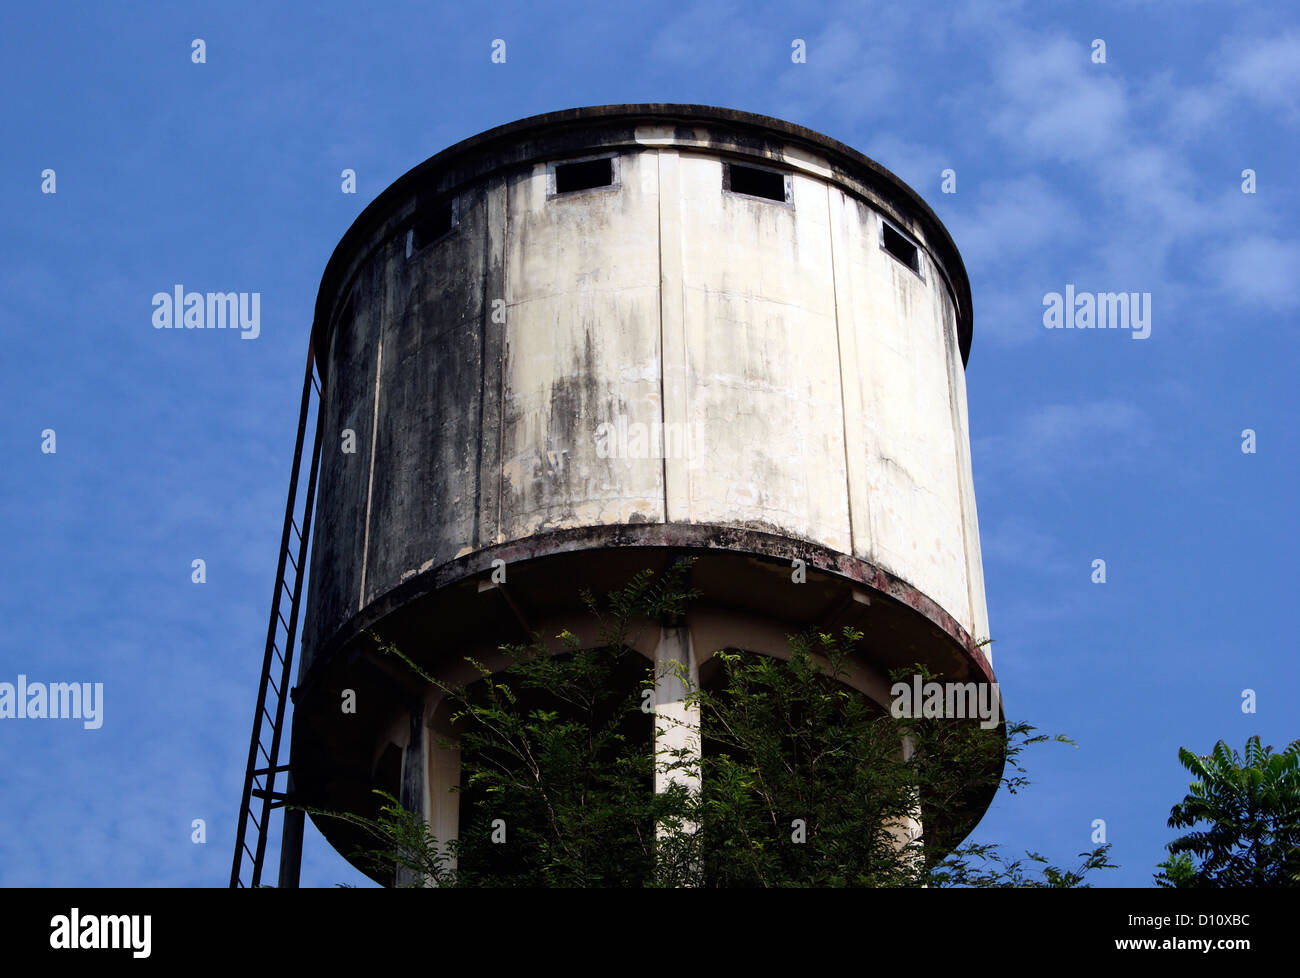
[1220,30,1300,118]
[649,0,760,66]
[1209,234,1300,309]
[946,175,1083,272]
[645,2,1296,335]
[975,399,1150,481]
[988,37,1130,163]
[771,18,904,125]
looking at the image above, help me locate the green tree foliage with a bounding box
[1155,736,1300,887]
[691,631,1104,886]
[313,562,1113,887]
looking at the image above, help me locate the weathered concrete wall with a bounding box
[672,154,849,550]
[301,107,989,677]
[501,151,665,536]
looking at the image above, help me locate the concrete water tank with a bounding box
[291,104,996,881]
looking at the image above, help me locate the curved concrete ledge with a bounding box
[298,521,994,690]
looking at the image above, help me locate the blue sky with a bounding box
[1,0,1296,887]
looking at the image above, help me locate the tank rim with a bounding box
[299,520,996,693]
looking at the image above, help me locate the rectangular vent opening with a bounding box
[726,163,787,202]
[881,221,921,273]
[555,157,613,193]
[412,201,456,250]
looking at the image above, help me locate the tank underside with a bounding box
[292,523,1000,881]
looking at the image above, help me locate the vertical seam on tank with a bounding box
[656,150,669,523]
[496,175,509,543]
[359,336,384,610]
[827,183,856,558]
[473,185,489,552]
[680,155,691,522]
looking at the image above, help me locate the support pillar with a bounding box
[395,703,428,887]
[653,623,700,810]
[426,706,461,881]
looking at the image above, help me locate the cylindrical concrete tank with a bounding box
[292,105,995,880]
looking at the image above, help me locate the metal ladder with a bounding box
[230,347,324,888]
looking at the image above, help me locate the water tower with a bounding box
[232,105,997,887]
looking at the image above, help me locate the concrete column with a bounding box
[653,623,700,804]
[426,718,461,878]
[395,704,428,887]
[883,732,924,883]
[276,773,303,889]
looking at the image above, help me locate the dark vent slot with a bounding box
[882,222,920,272]
[727,163,786,201]
[413,201,455,249]
[555,157,613,193]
